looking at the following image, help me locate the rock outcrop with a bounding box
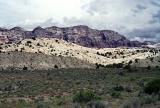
[0,25,142,48]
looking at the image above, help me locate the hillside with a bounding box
[0,52,94,70]
[131,54,160,68]
[0,38,159,70]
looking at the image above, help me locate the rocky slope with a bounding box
[0,38,159,70]
[0,25,142,48]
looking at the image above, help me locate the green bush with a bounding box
[140,95,159,105]
[124,65,131,71]
[121,97,141,108]
[113,85,124,91]
[54,65,59,69]
[36,102,50,108]
[23,66,28,70]
[144,78,160,94]
[106,63,124,68]
[111,91,121,98]
[73,90,101,103]
[87,101,110,108]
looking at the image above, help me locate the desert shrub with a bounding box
[149,57,154,62]
[140,94,159,105]
[56,100,66,106]
[146,66,151,70]
[95,63,107,69]
[105,63,123,68]
[124,65,131,71]
[87,101,111,108]
[26,41,32,44]
[125,85,133,92]
[121,97,141,108]
[25,41,32,46]
[95,63,100,69]
[74,103,81,108]
[38,50,42,53]
[135,59,139,63]
[73,90,101,103]
[144,78,160,94]
[17,41,22,45]
[110,91,121,98]
[113,85,124,91]
[118,71,124,76]
[36,102,50,108]
[54,65,59,69]
[136,50,140,53]
[55,40,59,43]
[132,52,135,55]
[37,43,41,46]
[128,60,133,64]
[113,55,117,59]
[51,49,54,52]
[20,47,25,52]
[114,63,123,68]
[32,37,36,40]
[149,49,154,53]
[29,45,32,47]
[23,66,28,70]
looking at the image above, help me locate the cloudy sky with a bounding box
[0,0,160,42]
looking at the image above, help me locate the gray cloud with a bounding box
[81,0,160,42]
[0,0,160,42]
[150,1,160,7]
[152,11,160,23]
[128,26,160,42]
[136,5,147,11]
[20,18,60,30]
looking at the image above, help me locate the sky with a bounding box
[0,0,160,42]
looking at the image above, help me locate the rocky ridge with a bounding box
[0,25,142,48]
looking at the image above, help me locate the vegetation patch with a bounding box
[144,78,160,94]
[73,89,101,103]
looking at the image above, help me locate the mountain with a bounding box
[142,41,156,45]
[0,25,142,48]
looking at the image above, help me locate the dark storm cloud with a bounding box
[150,1,160,7]
[128,27,160,42]
[0,0,160,42]
[131,5,146,17]
[136,5,147,11]
[152,11,160,23]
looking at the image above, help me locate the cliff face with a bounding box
[0,27,24,43]
[0,25,142,48]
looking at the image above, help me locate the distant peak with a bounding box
[72,25,89,29]
[10,27,24,31]
[143,41,156,45]
[75,25,88,27]
[0,27,8,31]
[33,26,44,31]
[46,26,60,30]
